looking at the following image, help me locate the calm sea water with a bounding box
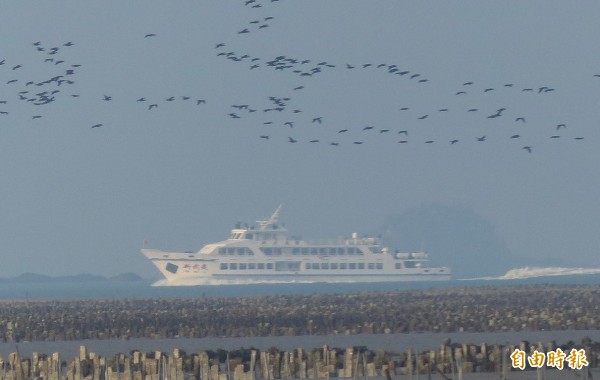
[1,274,598,300]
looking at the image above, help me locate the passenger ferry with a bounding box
[142,206,451,285]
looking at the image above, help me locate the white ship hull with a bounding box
[142,207,451,286]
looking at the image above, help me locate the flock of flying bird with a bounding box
[0,0,591,154]
[214,0,589,153]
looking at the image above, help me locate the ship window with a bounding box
[329,248,336,254]
[347,247,355,255]
[358,263,365,269]
[337,248,344,255]
[368,263,376,270]
[220,263,228,270]
[310,263,319,269]
[274,248,282,255]
[376,263,383,270]
[356,250,364,255]
[310,248,318,255]
[330,263,338,270]
[247,248,254,255]
[395,263,403,269]
[237,248,246,255]
[369,247,380,254]
[229,263,238,270]
[292,248,300,255]
[218,248,226,255]
[305,263,310,269]
[246,234,253,240]
[227,248,235,255]
[239,263,247,270]
[340,263,347,269]
[321,263,329,269]
[300,248,307,255]
[349,263,356,269]
[166,263,178,274]
[248,263,256,269]
[261,247,272,255]
[319,248,327,254]
[257,263,265,270]
[266,263,273,269]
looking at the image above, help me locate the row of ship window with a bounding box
[217,247,372,256]
[219,262,399,270]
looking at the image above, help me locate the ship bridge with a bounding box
[227,205,288,241]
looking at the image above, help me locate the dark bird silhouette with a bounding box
[550,135,560,139]
[260,135,269,140]
[12,65,22,70]
[215,43,225,48]
[450,139,459,144]
[484,88,494,92]
[338,129,348,133]
[456,91,467,95]
[362,126,374,131]
[476,136,486,142]
[510,134,520,139]
[309,139,319,143]
[6,79,17,84]
[91,123,103,128]
[102,95,112,101]
[293,86,304,91]
[522,146,532,153]
[399,107,409,111]
[312,117,322,124]
[196,99,206,105]
[288,137,297,143]
[468,108,478,112]
[228,113,240,119]
[463,82,473,86]
[330,142,339,146]
[137,98,146,102]
[398,140,408,144]
[238,28,250,34]
[425,140,434,144]
[166,96,175,101]
[148,104,158,110]
[515,117,526,123]
[32,115,42,119]
[556,124,566,130]
[379,129,390,133]
[353,141,363,144]
[417,114,428,120]
[574,137,585,140]
[398,130,408,135]
[284,121,294,128]
[144,34,156,38]
[439,108,448,112]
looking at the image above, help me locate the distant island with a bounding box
[0,272,147,283]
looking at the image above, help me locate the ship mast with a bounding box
[257,205,282,230]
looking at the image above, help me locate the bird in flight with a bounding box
[522,146,532,153]
[144,33,156,38]
[91,123,103,128]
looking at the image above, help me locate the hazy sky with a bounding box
[1,1,599,279]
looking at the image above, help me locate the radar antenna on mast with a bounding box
[257,204,282,230]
